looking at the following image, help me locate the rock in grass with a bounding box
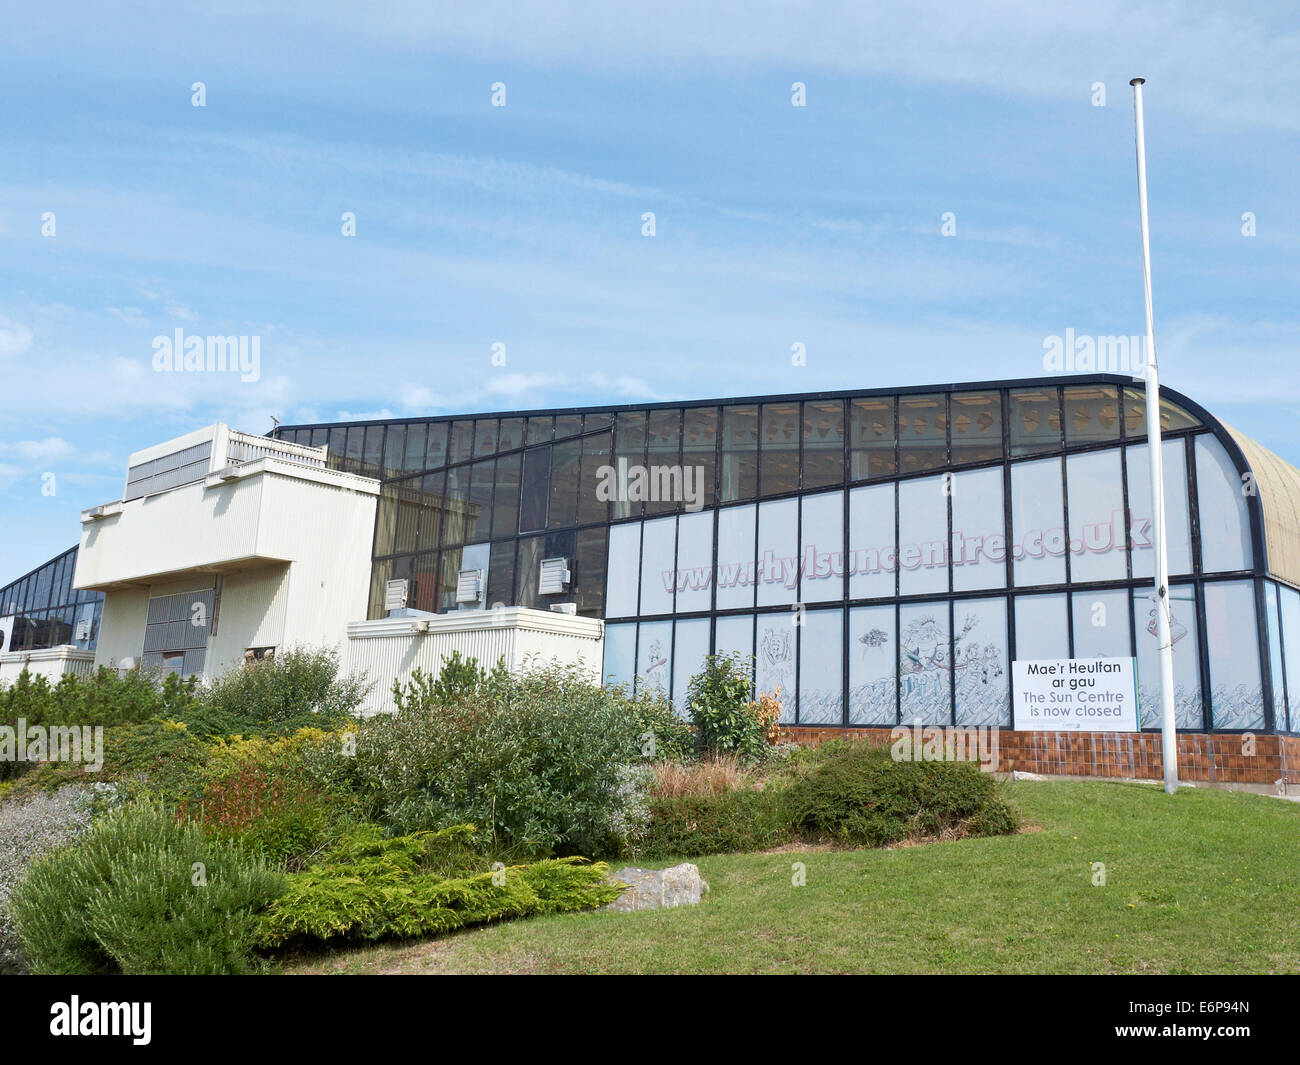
[605,863,709,912]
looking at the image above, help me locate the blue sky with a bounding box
[1,1,1297,579]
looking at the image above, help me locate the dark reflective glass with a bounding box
[416,471,444,552]
[466,460,495,543]
[645,409,681,516]
[498,418,525,452]
[898,393,947,473]
[720,405,758,502]
[363,425,385,477]
[1064,385,1120,445]
[424,423,448,469]
[492,452,521,539]
[442,466,470,547]
[447,421,474,465]
[613,411,647,519]
[473,419,498,458]
[401,423,427,473]
[682,407,719,509]
[438,548,464,611]
[554,414,583,440]
[802,400,844,489]
[849,397,896,481]
[487,542,516,607]
[760,402,799,496]
[578,430,613,525]
[382,425,406,475]
[950,391,1002,464]
[515,536,544,609]
[575,526,608,617]
[519,446,550,532]
[393,476,421,554]
[1009,388,1061,456]
[548,438,582,528]
[526,416,553,444]
[1122,388,1200,437]
[411,553,439,613]
[584,412,613,432]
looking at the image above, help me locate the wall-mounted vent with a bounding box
[538,557,571,596]
[384,579,409,612]
[455,568,484,605]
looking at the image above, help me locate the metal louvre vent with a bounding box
[455,568,483,605]
[124,442,213,501]
[538,557,571,596]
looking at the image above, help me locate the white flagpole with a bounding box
[1130,77,1179,794]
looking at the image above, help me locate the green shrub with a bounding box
[640,787,793,857]
[366,661,658,859]
[178,647,370,738]
[686,653,768,762]
[9,802,283,974]
[626,689,696,762]
[784,741,1019,847]
[256,822,620,949]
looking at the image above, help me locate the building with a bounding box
[5,372,1300,784]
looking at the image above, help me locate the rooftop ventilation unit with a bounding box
[455,568,484,605]
[384,578,409,613]
[538,557,571,596]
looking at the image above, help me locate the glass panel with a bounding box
[1071,589,1132,658]
[518,446,550,532]
[367,559,392,619]
[395,423,423,473]
[547,438,581,529]
[1265,583,1287,731]
[637,620,672,698]
[898,475,949,597]
[363,425,385,477]
[440,467,470,548]
[800,490,844,604]
[473,419,498,458]
[757,497,798,607]
[638,517,676,616]
[578,430,612,526]
[681,407,718,510]
[344,426,366,473]
[1132,586,1203,729]
[526,416,552,445]
[438,548,464,612]
[584,412,613,433]
[1126,440,1192,577]
[486,541,516,608]
[645,409,682,516]
[1014,593,1069,661]
[720,405,759,502]
[802,400,844,490]
[613,411,647,520]
[1064,385,1120,446]
[899,602,951,726]
[390,477,420,555]
[672,618,710,714]
[716,505,757,611]
[1009,388,1061,456]
[1067,449,1127,583]
[446,420,474,465]
[424,422,448,469]
[515,536,543,610]
[1204,581,1264,730]
[951,466,1006,592]
[714,614,754,673]
[1281,586,1300,733]
[954,597,1008,727]
[898,393,947,474]
[466,460,494,544]
[497,418,525,452]
[327,427,347,469]
[849,397,896,480]
[415,472,444,553]
[574,526,608,618]
[759,402,799,497]
[491,452,521,541]
[849,604,896,725]
[674,511,714,614]
[605,522,642,618]
[602,622,637,690]
[373,484,399,558]
[1011,457,1065,587]
[1122,388,1200,437]
[1195,435,1252,573]
[756,612,797,722]
[799,608,843,725]
[949,391,1002,465]
[382,424,406,476]
[849,483,895,600]
[554,414,583,440]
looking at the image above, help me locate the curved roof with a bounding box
[1224,424,1300,589]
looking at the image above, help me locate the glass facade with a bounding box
[0,545,104,653]
[273,376,1293,733]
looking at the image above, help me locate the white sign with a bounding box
[384,579,409,612]
[1012,657,1139,732]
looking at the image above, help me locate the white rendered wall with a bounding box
[0,646,96,684]
[345,608,605,715]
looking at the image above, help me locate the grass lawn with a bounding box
[286,780,1300,974]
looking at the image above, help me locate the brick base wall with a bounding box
[781,726,1300,788]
